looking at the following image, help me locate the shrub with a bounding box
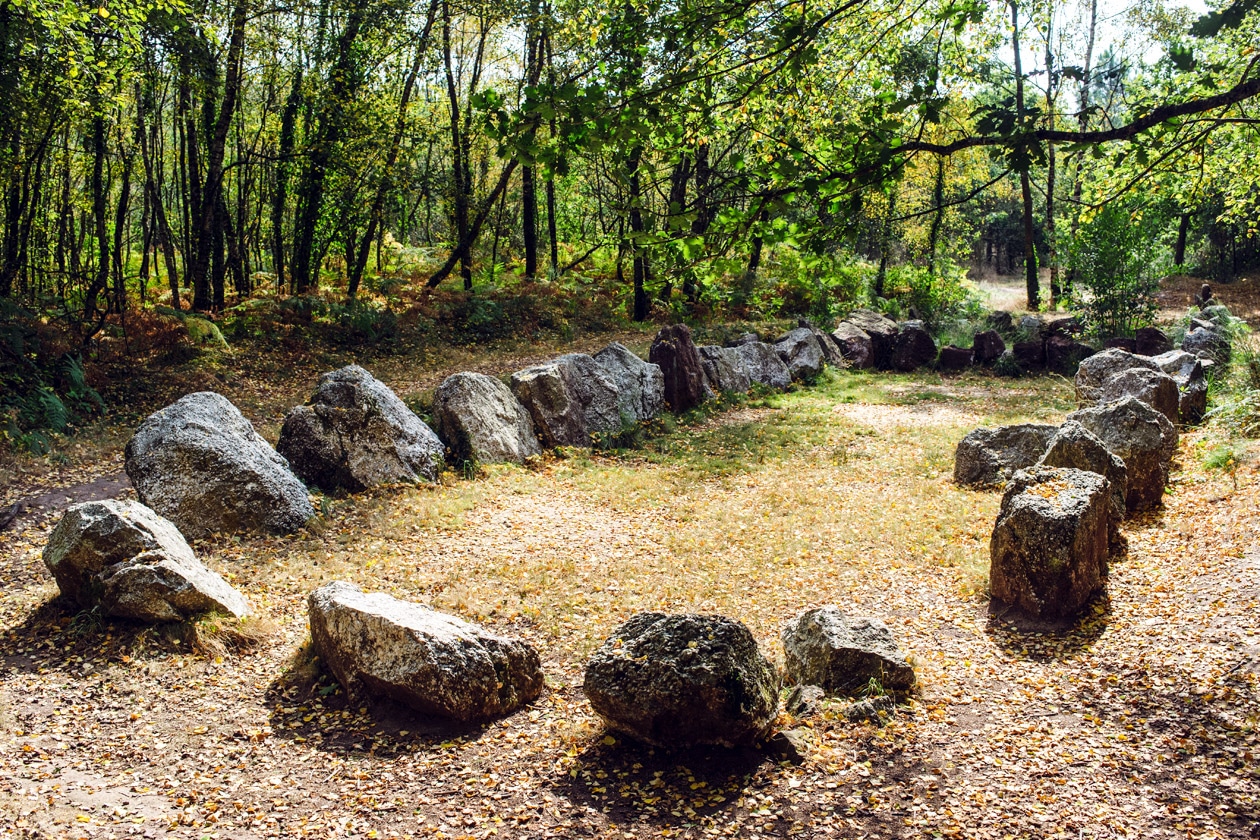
[1068,203,1169,339]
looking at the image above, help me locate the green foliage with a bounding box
[1067,204,1169,339]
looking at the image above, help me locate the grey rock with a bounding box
[774,327,825,380]
[891,321,937,372]
[781,606,915,693]
[511,354,623,448]
[1067,396,1177,512]
[1037,421,1128,552]
[1018,315,1044,340]
[277,365,444,493]
[308,581,543,722]
[1183,325,1231,365]
[726,332,763,348]
[126,392,314,537]
[1135,327,1172,357]
[1074,348,1161,405]
[953,424,1059,488]
[593,342,666,422]
[698,345,752,394]
[1099,367,1180,425]
[43,500,250,621]
[649,325,712,413]
[844,696,896,724]
[734,342,792,391]
[798,320,844,367]
[989,467,1111,620]
[582,612,780,748]
[831,322,874,370]
[971,330,1005,365]
[1150,350,1208,424]
[432,372,541,465]
[1199,304,1232,326]
[764,729,810,764]
[844,310,899,369]
[784,684,826,717]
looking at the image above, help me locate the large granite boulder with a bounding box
[308,581,544,722]
[1037,421,1128,552]
[843,310,899,369]
[1067,396,1177,512]
[971,330,1005,366]
[1135,327,1172,357]
[432,372,541,465]
[774,327,825,381]
[1150,350,1208,424]
[989,467,1111,620]
[1099,367,1180,425]
[801,321,845,367]
[277,365,444,493]
[831,322,874,370]
[1183,324,1231,365]
[1046,335,1096,375]
[891,321,937,372]
[593,342,666,422]
[1074,349,1161,405]
[781,606,915,693]
[937,345,972,372]
[649,325,711,413]
[511,354,622,448]
[734,341,792,391]
[43,500,250,621]
[125,392,314,537]
[698,345,752,394]
[583,612,780,748]
[953,424,1059,488]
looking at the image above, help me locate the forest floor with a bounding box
[1,278,1260,839]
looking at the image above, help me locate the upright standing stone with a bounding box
[844,310,899,370]
[831,322,874,369]
[891,321,937,372]
[971,330,1005,365]
[1150,350,1208,425]
[649,325,711,412]
[1067,396,1177,512]
[593,342,666,422]
[432,372,542,465]
[1074,348,1161,405]
[698,345,752,394]
[734,341,793,390]
[1037,421,1129,552]
[511,354,622,448]
[1099,368,1180,425]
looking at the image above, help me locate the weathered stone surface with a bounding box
[43,500,250,621]
[843,310,899,369]
[698,345,752,394]
[308,581,543,722]
[1135,327,1172,357]
[1150,350,1208,424]
[126,392,314,537]
[831,322,874,370]
[511,354,622,448]
[277,365,444,493]
[937,345,972,371]
[734,342,792,391]
[583,612,780,748]
[953,424,1059,488]
[593,342,666,423]
[1046,335,1096,375]
[432,372,541,465]
[972,330,1005,365]
[781,606,915,694]
[1183,325,1231,365]
[1067,396,1177,512]
[1074,348,1162,405]
[800,321,844,367]
[989,467,1111,620]
[1037,421,1129,553]
[891,321,937,372]
[775,327,826,380]
[1099,367,1180,425]
[649,325,711,413]
[1013,340,1045,370]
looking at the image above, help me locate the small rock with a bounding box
[649,325,712,413]
[844,696,896,724]
[1182,325,1231,365]
[987,310,1014,332]
[308,581,543,722]
[831,322,874,369]
[1067,396,1177,512]
[784,684,826,717]
[726,332,763,347]
[593,342,666,423]
[954,423,1059,488]
[764,729,810,765]
[781,606,915,693]
[891,321,937,372]
[937,345,972,372]
[971,330,1005,365]
[1018,315,1044,340]
[698,345,753,394]
[511,354,622,448]
[432,372,541,465]
[734,341,793,391]
[1135,326,1172,357]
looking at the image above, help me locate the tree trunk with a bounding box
[440,0,473,289]
[1010,0,1039,310]
[273,70,301,292]
[1175,213,1190,267]
[927,156,945,276]
[628,145,649,321]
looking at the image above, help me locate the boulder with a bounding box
[844,310,899,369]
[971,330,1005,366]
[989,467,1111,620]
[987,310,1014,333]
[698,345,752,394]
[1099,368,1180,425]
[734,341,793,391]
[1073,348,1162,405]
[937,345,972,372]
[1103,337,1137,353]
[1135,327,1172,357]
[593,342,666,422]
[1013,340,1045,370]
[432,372,541,465]
[125,392,314,537]
[277,365,444,493]
[781,606,915,693]
[583,612,780,748]
[511,354,622,448]
[42,500,250,621]
[1150,350,1208,424]
[308,581,544,722]
[1183,325,1231,365]
[831,322,874,370]
[1199,304,1232,326]
[1037,421,1129,552]
[1046,316,1084,337]
[726,332,763,347]
[953,423,1059,488]
[891,321,937,372]
[1045,335,1096,375]
[649,325,711,413]
[1067,396,1177,512]
[1018,315,1045,340]
[774,327,825,380]
[800,321,845,367]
